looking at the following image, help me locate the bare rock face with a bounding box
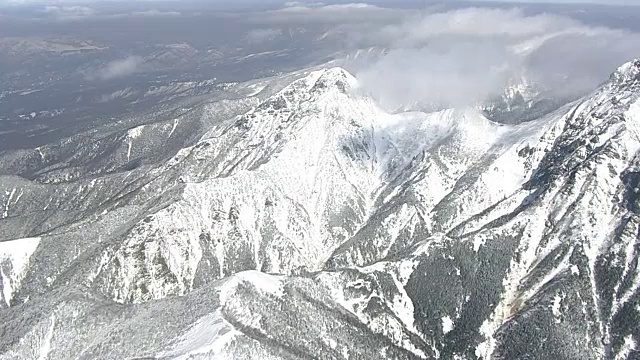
[1,61,640,360]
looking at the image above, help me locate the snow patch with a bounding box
[624,97,640,148]
[220,271,284,305]
[570,265,580,276]
[551,294,563,323]
[615,335,638,360]
[37,314,56,360]
[442,316,454,334]
[127,124,145,139]
[3,188,18,219]
[157,311,237,359]
[168,118,179,138]
[0,237,41,306]
[126,125,145,161]
[246,84,267,97]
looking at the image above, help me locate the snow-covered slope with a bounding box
[481,74,567,124]
[1,60,640,359]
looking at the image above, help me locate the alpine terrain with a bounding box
[1,58,640,360]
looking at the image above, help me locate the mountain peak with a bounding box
[610,58,640,85]
[320,67,356,81]
[251,67,359,116]
[310,67,358,94]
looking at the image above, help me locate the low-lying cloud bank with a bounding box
[258,2,403,24]
[352,7,640,110]
[35,4,182,21]
[44,5,95,20]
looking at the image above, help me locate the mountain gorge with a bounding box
[1,59,640,359]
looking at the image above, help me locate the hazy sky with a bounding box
[0,0,639,5]
[483,0,640,3]
[474,0,640,4]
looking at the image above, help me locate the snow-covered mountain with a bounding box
[1,59,640,359]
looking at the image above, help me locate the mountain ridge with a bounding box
[1,60,640,359]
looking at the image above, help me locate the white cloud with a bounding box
[8,2,181,20]
[357,45,516,110]
[354,8,640,110]
[128,9,181,17]
[91,56,143,81]
[373,8,579,45]
[283,1,325,8]
[44,5,95,20]
[246,28,283,43]
[257,2,403,24]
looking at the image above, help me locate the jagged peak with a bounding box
[252,67,359,114]
[316,67,357,84]
[309,67,359,94]
[610,58,640,85]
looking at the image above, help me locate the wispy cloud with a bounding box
[44,5,95,20]
[128,9,181,17]
[246,28,283,43]
[39,5,181,21]
[257,2,403,24]
[90,56,143,81]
